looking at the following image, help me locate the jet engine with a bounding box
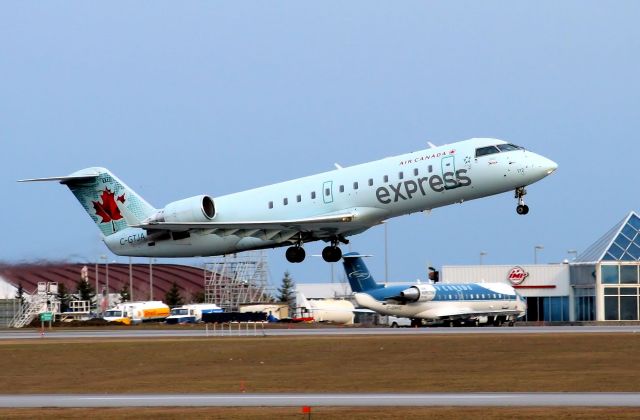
[147,195,216,223]
[399,284,436,302]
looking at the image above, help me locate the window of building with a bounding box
[268,201,273,209]
[296,195,301,203]
[601,265,619,284]
[621,265,638,284]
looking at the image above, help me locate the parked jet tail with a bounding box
[19,167,156,237]
[342,252,385,293]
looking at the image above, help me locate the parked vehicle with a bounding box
[165,303,223,324]
[103,301,170,325]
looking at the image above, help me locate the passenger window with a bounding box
[311,191,316,199]
[398,172,404,180]
[283,198,288,205]
[368,178,373,186]
[414,168,419,176]
[353,182,358,190]
[296,195,301,203]
[428,165,433,173]
[339,185,344,193]
[383,175,389,183]
[268,201,273,209]
[475,146,500,158]
[325,188,330,196]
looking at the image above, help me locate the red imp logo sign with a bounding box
[507,266,529,285]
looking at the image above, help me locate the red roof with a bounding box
[0,263,206,301]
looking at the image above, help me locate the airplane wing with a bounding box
[133,212,356,232]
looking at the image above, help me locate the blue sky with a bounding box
[1,2,639,287]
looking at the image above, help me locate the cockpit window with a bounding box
[497,143,523,152]
[475,146,500,158]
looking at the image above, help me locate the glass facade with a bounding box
[603,285,640,321]
[602,214,640,261]
[525,296,569,322]
[572,212,640,321]
[574,288,595,321]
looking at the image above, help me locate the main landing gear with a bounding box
[322,236,349,263]
[285,245,306,263]
[515,186,529,215]
[285,236,349,264]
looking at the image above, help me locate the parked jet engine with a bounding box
[400,284,436,302]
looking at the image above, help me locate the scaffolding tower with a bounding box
[204,252,271,311]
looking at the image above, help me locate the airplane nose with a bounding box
[540,156,558,176]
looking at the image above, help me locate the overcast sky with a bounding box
[1,2,639,287]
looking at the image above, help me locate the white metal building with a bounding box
[442,264,571,321]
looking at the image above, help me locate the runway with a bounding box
[0,325,639,340]
[1,393,639,407]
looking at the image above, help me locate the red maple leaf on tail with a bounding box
[92,188,126,232]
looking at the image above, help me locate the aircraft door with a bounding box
[441,156,457,190]
[322,181,334,204]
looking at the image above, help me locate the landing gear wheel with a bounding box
[515,187,529,215]
[285,246,306,263]
[322,246,342,263]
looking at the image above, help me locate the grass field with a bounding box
[1,333,639,393]
[2,407,640,420]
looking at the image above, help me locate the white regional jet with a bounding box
[20,138,556,263]
[343,252,527,326]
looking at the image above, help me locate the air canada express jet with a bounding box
[20,138,556,263]
[343,252,527,326]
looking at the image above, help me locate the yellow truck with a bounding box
[103,301,170,325]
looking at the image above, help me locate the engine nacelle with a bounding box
[147,195,216,223]
[400,284,436,302]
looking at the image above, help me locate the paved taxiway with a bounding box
[1,325,639,340]
[1,393,639,407]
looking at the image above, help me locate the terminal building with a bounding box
[440,211,640,322]
[298,211,640,323]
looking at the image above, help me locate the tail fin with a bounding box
[20,167,156,237]
[342,252,384,292]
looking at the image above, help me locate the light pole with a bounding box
[479,251,487,265]
[100,255,109,311]
[384,222,389,284]
[149,258,156,300]
[567,249,578,261]
[534,245,544,264]
[128,256,134,301]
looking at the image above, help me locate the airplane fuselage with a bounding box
[84,138,556,258]
[353,282,526,321]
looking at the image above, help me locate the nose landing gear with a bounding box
[515,186,529,215]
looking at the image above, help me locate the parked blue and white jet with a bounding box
[20,138,556,263]
[343,252,527,326]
